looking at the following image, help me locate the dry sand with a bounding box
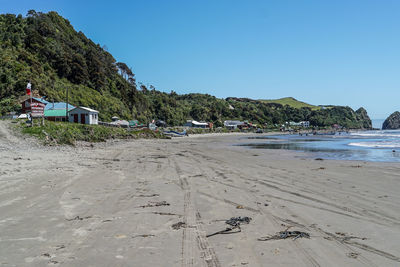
[0,121,399,266]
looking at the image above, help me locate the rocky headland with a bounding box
[382,111,400,130]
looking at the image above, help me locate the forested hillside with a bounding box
[0,11,372,128]
[0,10,138,120]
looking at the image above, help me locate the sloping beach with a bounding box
[0,121,399,266]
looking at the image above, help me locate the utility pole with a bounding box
[28,81,33,127]
[65,87,69,122]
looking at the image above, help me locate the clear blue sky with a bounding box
[2,0,400,119]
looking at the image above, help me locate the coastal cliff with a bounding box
[382,111,400,130]
[355,107,372,129]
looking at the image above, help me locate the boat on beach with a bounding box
[163,130,188,137]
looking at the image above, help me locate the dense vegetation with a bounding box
[0,11,371,129]
[18,121,165,145]
[0,11,137,120]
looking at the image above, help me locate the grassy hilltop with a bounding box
[0,11,372,129]
[259,97,321,110]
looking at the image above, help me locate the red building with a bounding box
[21,97,49,113]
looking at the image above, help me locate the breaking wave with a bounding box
[348,141,400,148]
[350,130,400,138]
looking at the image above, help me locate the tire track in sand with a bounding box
[173,159,220,267]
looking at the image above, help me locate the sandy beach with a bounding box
[0,121,399,267]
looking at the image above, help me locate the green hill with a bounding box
[0,11,372,129]
[259,97,320,110]
[0,10,137,121]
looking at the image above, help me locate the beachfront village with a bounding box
[4,95,317,134]
[2,7,400,266]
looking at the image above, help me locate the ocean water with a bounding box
[241,130,400,162]
[371,119,385,129]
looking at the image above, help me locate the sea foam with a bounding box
[348,141,400,148]
[350,130,400,138]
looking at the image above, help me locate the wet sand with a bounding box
[0,121,399,266]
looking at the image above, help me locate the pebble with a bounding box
[226,243,234,249]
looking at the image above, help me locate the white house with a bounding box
[223,120,244,130]
[288,121,310,128]
[68,107,99,125]
[301,121,310,128]
[184,120,209,128]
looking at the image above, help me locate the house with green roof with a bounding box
[44,109,71,121]
[21,97,75,121]
[44,102,75,122]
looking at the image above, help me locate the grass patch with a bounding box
[259,97,321,110]
[18,121,165,145]
[185,127,232,135]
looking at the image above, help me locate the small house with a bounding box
[21,97,49,113]
[289,121,310,128]
[68,107,99,125]
[224,120,245,130]
[289,121,302,126]
[45,109,69,122]
[301,121,310,128]
[44,102,75,122]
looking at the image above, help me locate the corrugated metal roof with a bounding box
[21,97,49,104]
[224,120,244,126]
[191,120,208,126]
[44,109,67,117]
[70,107,99,113]
[45,103,75,110]
[32,97,49,104]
